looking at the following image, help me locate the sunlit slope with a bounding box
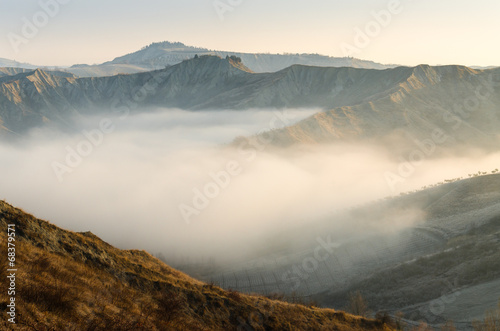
[0,68,33,78]
[258,66,500,147]
[0,200,394,330]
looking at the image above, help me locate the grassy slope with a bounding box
[315,175,500,324]
[0,200,394,330]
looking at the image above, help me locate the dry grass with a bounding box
[0,200,394,330]
[472,301,500,331]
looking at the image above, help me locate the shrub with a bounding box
[226,289,243,303]
[155,291,184,324]
[347,291,368,317]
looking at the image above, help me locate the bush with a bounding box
[472,300,500,331]
[347,291,368,317]
[227,289,243,303]
[226,55,242,63]
[23,281,78,314]
[155,291,184,324]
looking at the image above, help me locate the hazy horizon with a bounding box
[1,0,499,67]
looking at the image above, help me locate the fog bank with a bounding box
[1,108,499,264]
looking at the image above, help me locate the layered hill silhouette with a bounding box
[0,58,37,71]
[103,41,393,74]
[0,200,394,330]
[0,68,33,78]
[1,55,499,149]
[3,41,496,79]
[258,65,500,147]
[1,41,392,78]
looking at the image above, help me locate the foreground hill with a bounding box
[1,55,499,149]
[0,200,393,330]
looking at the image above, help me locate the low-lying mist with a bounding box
[1,108,499,266]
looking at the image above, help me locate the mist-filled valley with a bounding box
[0,107,498,262]
[3,0,500,329]
[2,104,500,329]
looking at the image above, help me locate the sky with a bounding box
[0,0,499,68]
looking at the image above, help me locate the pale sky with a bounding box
[0,0,499,67]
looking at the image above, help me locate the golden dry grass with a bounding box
[0,200,395,330]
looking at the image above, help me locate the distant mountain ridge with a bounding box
[2,41,498,78]
[0,56,499,151]
[0,67,32,78]
[0,57,37,70]
[253,65,500,147]
[106,41,394,73]
[0,41,394,78]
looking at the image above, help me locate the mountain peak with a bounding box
[32,68,47,77]
[172,54,253,75]
[224,55,253,73]
[143,41,190,50]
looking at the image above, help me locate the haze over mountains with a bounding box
[3,41,496,79]
[254,65,500,148]
[0,41,393,78]
[0,58,37,70]
[102,41,394,73]
[1,54,499,154]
